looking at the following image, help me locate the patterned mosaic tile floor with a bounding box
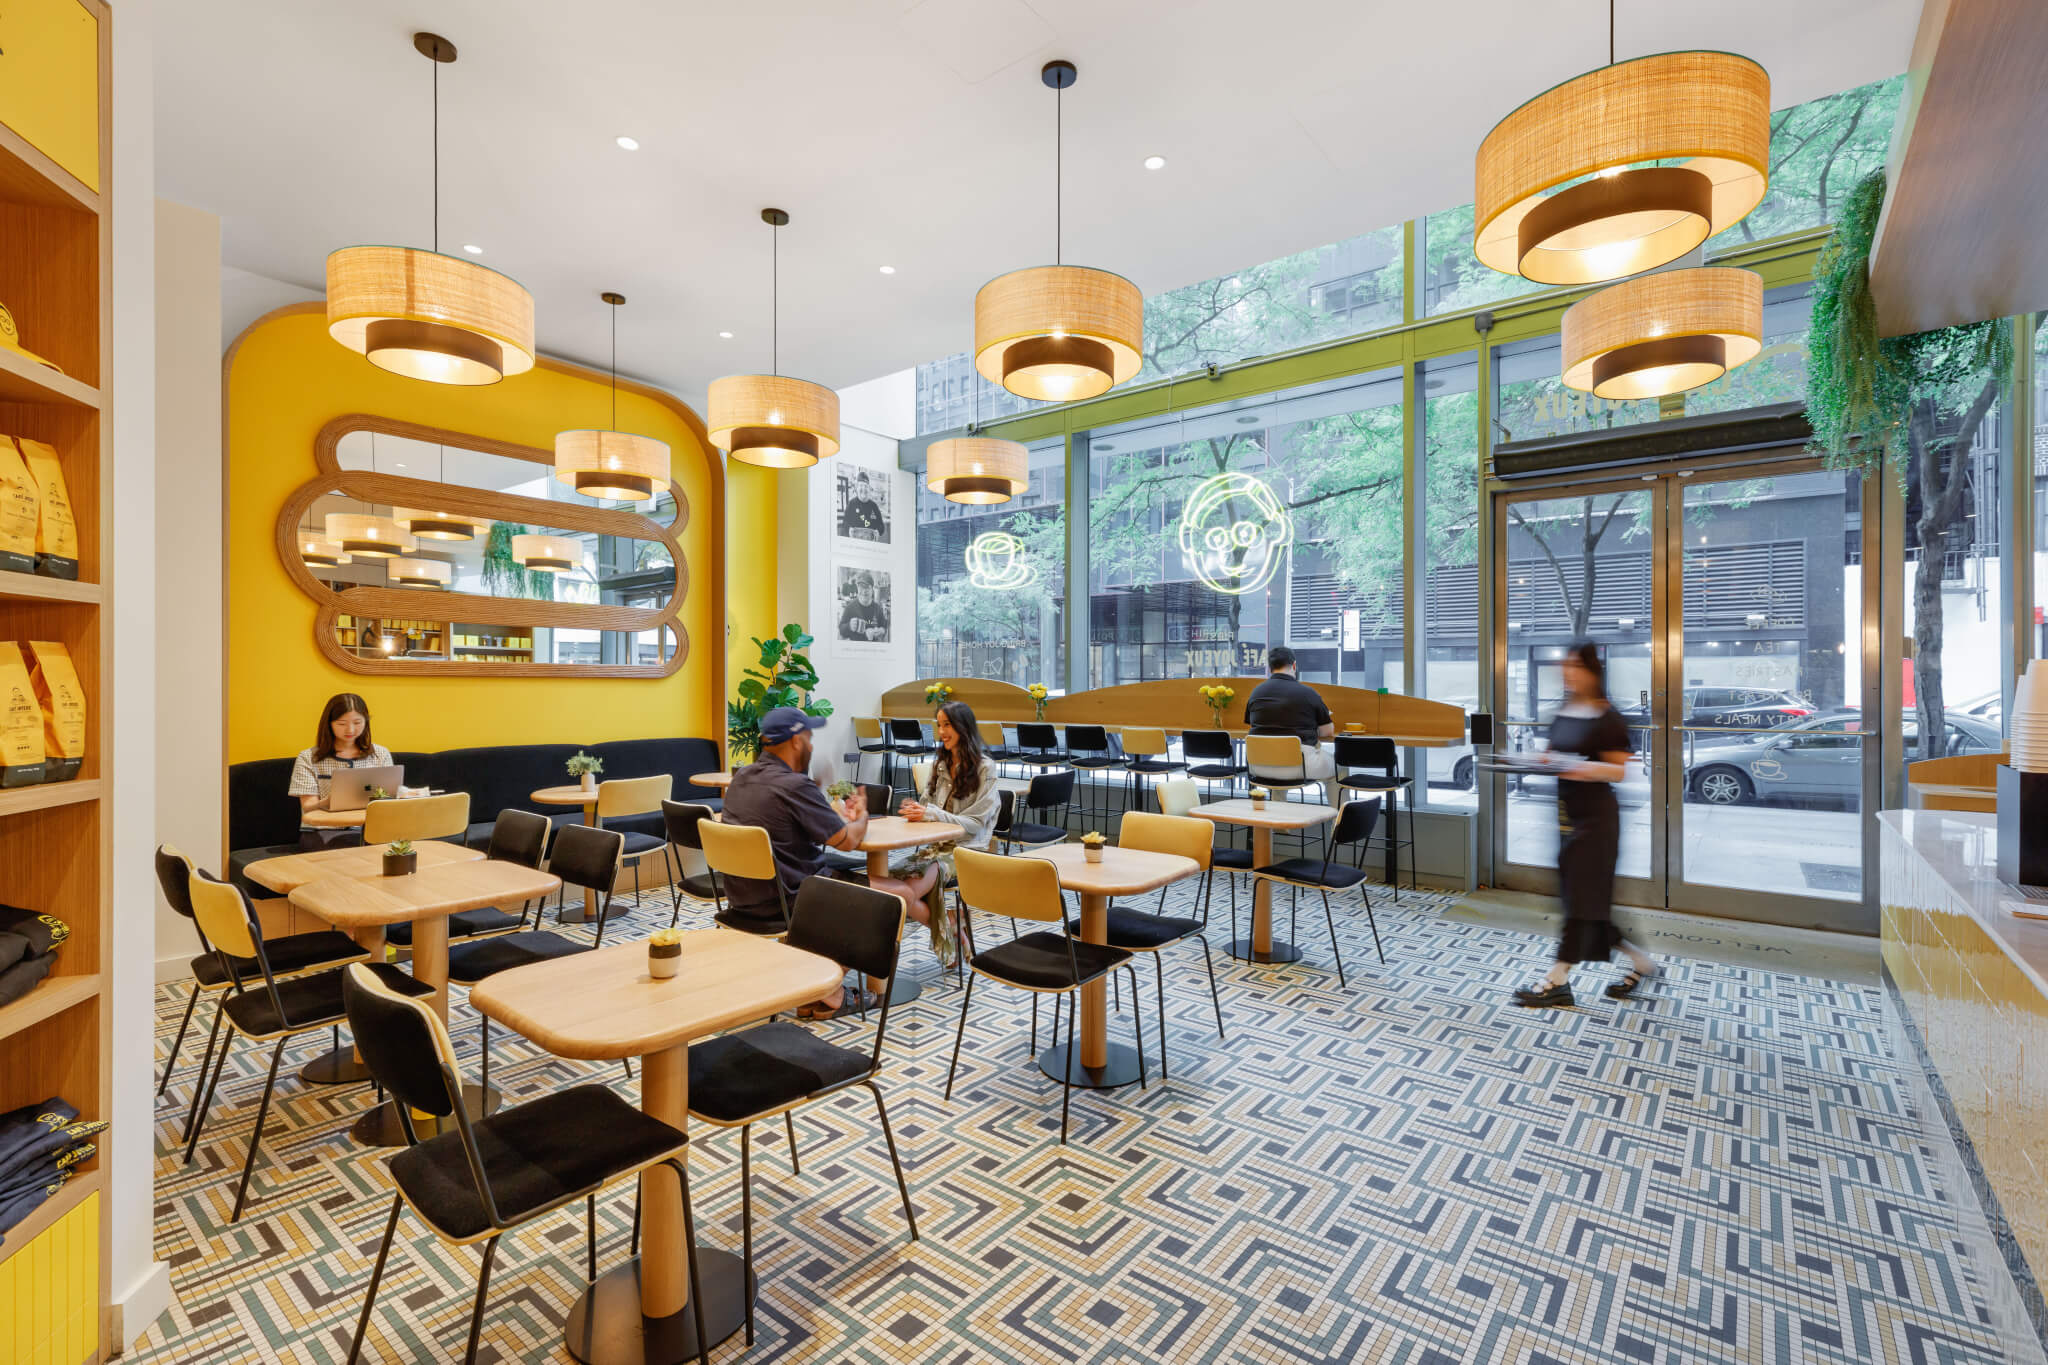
[133,877,2012,1364]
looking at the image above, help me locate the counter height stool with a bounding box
[386,808,537,949]
[1245,734,1326,857]
[886,719,933,799]
[1013,723,1069,773]
[661,799,724,925]
[852,716,893,787]
[181,872,433,1222]
[1248,796,1387,987]
[946,846,1142,1144]
[1335,736,1413,899]
[597,773,674,911]
[340,965,709,1365]
[1181,728,1247,801]
[1119,729,1186,830]
[978,721,1019,774]
[1061,725,1125,833]
[1000,771,1072,854]
[153,844,370,1107]
[686,877,918,1345]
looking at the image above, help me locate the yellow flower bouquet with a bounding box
[1027,681,1050,720]
[1198,683,1235,726]
[925,682,954,705]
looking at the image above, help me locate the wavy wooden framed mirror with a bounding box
[276,415,689,678]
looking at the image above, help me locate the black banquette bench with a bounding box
[227,738,725,896]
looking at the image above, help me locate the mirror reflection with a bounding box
[334,429,677,515]
[333,615,677,668]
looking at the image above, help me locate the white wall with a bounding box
[154,200,222,982]
[109,0,172,1343]
[836,368,916,441]
[807,424,914,784]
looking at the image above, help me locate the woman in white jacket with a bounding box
[868,700,998,968]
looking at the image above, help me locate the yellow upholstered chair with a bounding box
[697,820,790,935]
[1103,812,1226,1072]
[596,774,674,908]
[946,846,1142,1143]
[363,792,470,845]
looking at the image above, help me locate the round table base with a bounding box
[564,1249,752,1365]
[883,974,922,1006]
[1037,1039,1144,1090]
[1227,937,1303,965]
[349,1084,500,1147]
[300,1046,371,1086]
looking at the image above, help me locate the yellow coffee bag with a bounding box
[18,439,77,579]
[27,641,83,782]
[0,438,39,574]
[0,643,47,787]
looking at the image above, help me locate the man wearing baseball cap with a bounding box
[723,706,874,1016]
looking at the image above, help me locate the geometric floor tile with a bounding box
[130,878,2012,1364]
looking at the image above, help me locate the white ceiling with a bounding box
[155,0,1918,409]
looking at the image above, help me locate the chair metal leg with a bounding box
[586,1193,598,1282]
[462,1234,501,1365]
[621,1057,634,1083]
[630,1186,640,1258]
[944,972,976,1100]
[347,1193,404,1364]
[1028,989,1038,1053]
[1059,991,1075,1144]
[179,1005,225,1144]
[479,1014,491,1092]
[1322,890,1349,986]
[183,1022,235,1164]
[158,985,201,1097]
[669,1158,712,1365]
[1153,953,1170,1081]
[1193,933,1225,1039]
[1111,969,1120,1014]
[1359,888,1386,965]
[229,1037,288,1222]
[740,1123,755,1346]
[1128,967,1147,1091]
[785,1110,800,1176]
[866,1081,917,1240]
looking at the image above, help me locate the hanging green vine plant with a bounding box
[481,522,552,600]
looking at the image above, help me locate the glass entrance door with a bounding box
[1491,460,1870,930]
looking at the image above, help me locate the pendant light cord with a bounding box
[1609,0,1615,65]
[771,219,780,377]
[1055,81,1063,265]
[431,55,440,253]
[611,304,618,428]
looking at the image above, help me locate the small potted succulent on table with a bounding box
[367,785,392,803]
[1080,830,1107,864]
[381,839,417,877]
[566,751,604,794]
[1248,786,1270,811]
[648,927,682,979]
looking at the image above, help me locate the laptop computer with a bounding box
[327,764,405,812]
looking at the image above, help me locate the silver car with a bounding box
[1685,710,2001,806]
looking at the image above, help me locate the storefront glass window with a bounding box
[913,439,1066,687]
[1420,353,1481,805]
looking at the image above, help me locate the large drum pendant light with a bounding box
[555,293,671,500]
[708,210,841,469]
[387,556,453,589]
[512,534,581,574]
[324,512,416,560]
[1562,267,1762,400]
[1474,7,1768,286]
[326,34,535,385]
[974,62,1142,402]
[299,535,350,569]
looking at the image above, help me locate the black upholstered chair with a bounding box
[340,965,708,1365]
[1000,770,1072,853]
[386,810,544,948]
[660,799,723,925]
[885,719,933,798]
[448,823,627,1091]
[1118,728,1186,831]
[1061,725,1124,830]
[154,844,368,1106]
[1334,735,1414,900]
[685,877,917,1344]
[1180,728,1246,796]
[1013,722,1068,771]
[946,847,1143,1143]
[851,716,894,786]
[1248,796,1386,986]
[180,871,431,1221]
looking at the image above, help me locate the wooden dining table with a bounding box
[284,854,561,1145]
[470,933,843,1364]
[1190,798,1337,965]
[244,839,488,1086]
[1025,843,1197,1089]
[687,771,733,790]
[853,815,961,1005]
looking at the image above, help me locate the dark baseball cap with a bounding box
[759,707,828,745]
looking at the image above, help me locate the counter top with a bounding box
[1880,809,2048,998]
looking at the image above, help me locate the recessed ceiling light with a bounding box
[879,265,896,274]
[718,330,733,339]
[1143,154,1167,170]
[461,243,482,255]
[615,135,640,151]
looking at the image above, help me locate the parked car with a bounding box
[1675,686,1814,734]
[1683,709,2001,806]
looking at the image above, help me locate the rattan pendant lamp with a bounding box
[926,364,1028,505]
[1562,264,1762,399]
[386,556,453,588]
[555,292,671,500]
[974,60,1142,403]
[325,33,535,385]
[323,510,416,560]
[392,443,487,542]
[1473,3,1769,286]
[708,210,840,469]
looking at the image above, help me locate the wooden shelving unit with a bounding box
[0,1,115,1359]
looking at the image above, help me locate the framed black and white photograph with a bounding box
[835,564,892,649]
[833,465,892,552]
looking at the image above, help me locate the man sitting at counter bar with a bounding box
[1245,646,1336,779]
[722,706,876,1018]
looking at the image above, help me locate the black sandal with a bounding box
[1511,982,1575,1008]
[1604,969,1654,999]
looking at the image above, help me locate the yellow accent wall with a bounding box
[723,458,781,745]
[223,306,724,764]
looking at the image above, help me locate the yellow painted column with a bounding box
[725,459,780,761]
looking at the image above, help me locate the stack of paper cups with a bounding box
[2011,660,2048,773]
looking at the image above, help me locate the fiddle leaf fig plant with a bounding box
[728,622,833,764]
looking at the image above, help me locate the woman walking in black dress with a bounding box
[1513,641,1658,1008]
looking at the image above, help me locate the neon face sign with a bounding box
[1177,471,1293,595]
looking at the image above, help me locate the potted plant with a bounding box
[1027,682,1050,721]
[925,682,954,706]
[1080,830,1107,864]
[647,927,682,979]
[367,785,392,802]
[381,839,417,877]
[1248,786,1269,810]
[826,779,855,804]
[566,751,603,793]
[1199,683,1235,727]
[727,624,833,765]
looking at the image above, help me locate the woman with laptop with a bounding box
[288,693,395,827]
